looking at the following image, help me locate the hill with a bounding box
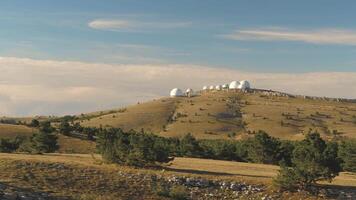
[76,90,356,140]
[0,124,95,154]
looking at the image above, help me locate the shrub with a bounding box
[97,128,173,167]
[30,131,59,153]
[338,139,356,172]
[169,185,189,200]
[245,131,281,164]
[274,133,341,190]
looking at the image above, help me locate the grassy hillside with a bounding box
[0,124,95,154]
[0,153,354,199]
[77,90,356,140]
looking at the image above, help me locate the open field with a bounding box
[75,91,356,140]
[0,153,354,199]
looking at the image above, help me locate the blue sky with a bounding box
[1,1,356,116]
[1,0,356,72]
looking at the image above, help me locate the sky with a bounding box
[1,0,356,116]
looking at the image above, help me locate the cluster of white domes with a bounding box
[170,80,251,97]
[202,80,251,91]
[170,88,195,97]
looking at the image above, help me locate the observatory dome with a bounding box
[202,86,208,90]
[215,85,222,90]
[229,81,240,89]
[238,80,251,90]
[222,84,229,89]
[170,88,184,97]
[186,88,193,93]
[209,85,215,90]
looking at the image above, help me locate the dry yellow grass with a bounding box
[79,97,178,133]
[0,124,35,138]
[78,91,356,140]
[0,124,95,153]
[241,93,356,140]
[0,153,354,188]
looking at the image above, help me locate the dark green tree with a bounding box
[274,133,341,190]
[39,121,55,133]
[59,120,72,135]
[246,131,281,164]
[338,139,356,172]
[31,131,59,153]
[29,119,40,127]
[179,133,202,157]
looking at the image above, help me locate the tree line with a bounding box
[1,118,355,191]
[97,128,355,190]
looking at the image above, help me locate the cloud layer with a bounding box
[223,28,356,45]
[88,19,192,31]
[1,56,356,116]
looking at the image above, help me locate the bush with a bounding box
[274,133,341,190]
[97,128,173,167]
[169,185,189,200]
[273,165,299,191]
[0,136,26,153]
[29,131,59,153]
[245,131,281,164]
[338,139,356,172]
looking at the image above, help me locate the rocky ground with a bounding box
[0,159,355,200]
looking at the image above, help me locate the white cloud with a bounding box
[88,19,132,30]
[88,19,192,31]
[0,56,356,116]
[223,28,356,45]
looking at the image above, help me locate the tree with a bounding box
[274,133,341,190]
[246,131,281,164]
[29,119,40,127]
[338,139,356,172]
[179,133,202,157]
[59,120,72,135]
[30,131,59,153]
[39,121,55,133]
[97,128,173,167]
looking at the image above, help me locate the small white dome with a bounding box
[215,85,222,90]
[238,80,251,90]
[209,85,214,90]
[186,88,193,93]
[229,81,240,89]
[202,86,208,90]
[170,88,184,97]
[222,84,229,89]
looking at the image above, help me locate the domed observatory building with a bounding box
[202,86,208,90]
[209,85,215,90]
[229,81,240,90]
[222,84,229,90]
[215,85,222,91]
[185,88,194,97]
[238,80,251,91]
[170,88,184,97]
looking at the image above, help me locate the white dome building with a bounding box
[222,84,229,89]
[170,88,184,97]
[202,86,208,90]
[229,81,240,89]
[185,88,194,97]
[209,85,215,90]
[238,80,251,90]
[215,85,222,90]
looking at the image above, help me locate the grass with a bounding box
[0,124,96,154]
[0,153,354,199]
[76,90,356,140]
[0,124,35,138]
